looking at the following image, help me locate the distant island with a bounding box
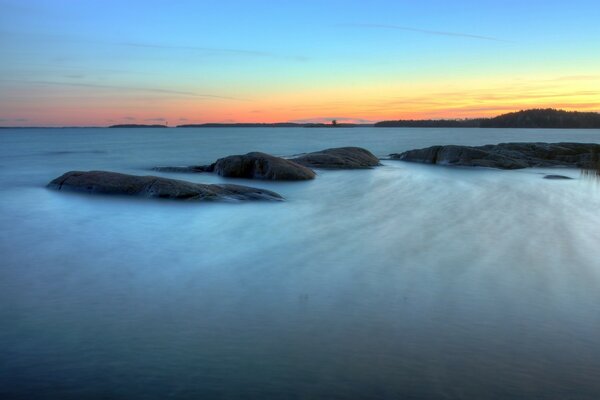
[176,122,371,128]
[375,109,600,128]
[0,126,102,129]
[172,109,600,129]
[108,124,168,128]
[3,109,600,129]
[479,109,600,128]
[374,119,483,128]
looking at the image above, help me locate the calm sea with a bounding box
[1,127,600,399]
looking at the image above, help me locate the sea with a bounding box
[1,127,600,399]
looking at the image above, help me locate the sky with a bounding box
[1,0,600,126]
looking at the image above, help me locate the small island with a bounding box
[108,124,168,128]
[176,122,369,128]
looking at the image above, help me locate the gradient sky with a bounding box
[1,0,600,126]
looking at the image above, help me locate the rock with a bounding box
[291,147,380,169]
[543,175,573,180]
[209,152,315,180]
[154,148,379,178]
[152,165,212,173]
[390,142,600,169]
[48,171,283,201]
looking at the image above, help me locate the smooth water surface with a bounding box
[1,127,600,399]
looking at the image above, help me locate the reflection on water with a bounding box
[581,148,600,181]
[1,128,600,399]
[580,169,600,180]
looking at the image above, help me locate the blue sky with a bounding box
[1,0,599,125]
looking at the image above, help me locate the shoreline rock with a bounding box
[209,152,316,180]
[48,171,283,202]
[153,147,380,179]
[390,142,600,169]
[290,147,380,169]
[155,152,316,180]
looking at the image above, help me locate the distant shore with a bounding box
[175,123,373,128]
[375,109,600,129]
[108,124,169,129]
[3,108,600,129]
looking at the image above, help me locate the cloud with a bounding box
[0,118,29,122]
[551,75,600,82]
[123,116,136,121]
[1,30,309,63]
[3,79,243,100]
[339,23,509,42]
[119,42,309,62]
[144,118,166,122]
[120,42,271,57]
[178,117,188,121]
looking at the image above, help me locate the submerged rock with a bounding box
[210,152,315,180]
[48,171,283,201]
[152,165,212,173]
[543,175,574,180]
[390,142,600,169]
[290,147,380,169]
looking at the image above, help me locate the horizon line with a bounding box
[2,108,599,128]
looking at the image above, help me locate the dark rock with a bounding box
[48,171,283,201]
[152,165,212,173]
[211,152,315,180]
[390,142,600,169]
[543,175,574,180]
[152,166,196,173]
[154,148,378,178]
[290,147,380,169]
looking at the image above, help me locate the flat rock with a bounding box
[291,147,380,169]
[48,171,283,201]
[390,142,600,169]
[211,152,315,180]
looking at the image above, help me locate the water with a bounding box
[1,127,600,399]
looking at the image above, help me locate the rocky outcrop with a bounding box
[48,171,283,201]
[154,148,379,178]
[390,142,600,169]
[210,152,316,180]
[155,152,316,180]
[544,175,573,180]
[290,147,380,169]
